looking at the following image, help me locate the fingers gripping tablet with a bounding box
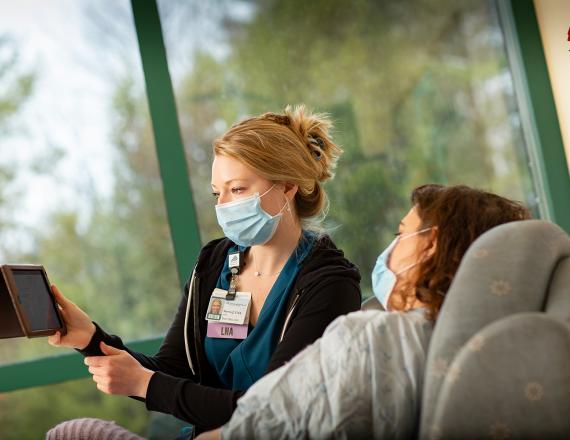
[0,265,67,338]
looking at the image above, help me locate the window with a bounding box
[158,0,538,296]
[0,1,180,436]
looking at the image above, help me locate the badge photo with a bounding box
[206,297,224,321]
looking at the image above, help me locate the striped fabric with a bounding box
[46,418,144,440]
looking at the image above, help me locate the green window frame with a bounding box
[0,0,201,393]
[0,0,568,393]
[498,0,570,232]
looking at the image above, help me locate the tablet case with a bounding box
[0,264,66,339]
[0,271,25,338]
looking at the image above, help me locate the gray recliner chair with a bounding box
[418,219,570,439]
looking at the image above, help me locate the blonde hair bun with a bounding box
[266,105,342,183]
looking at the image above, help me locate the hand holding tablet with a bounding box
[48,285,96,350]
[0,264,95,348]
[0,264,151,399]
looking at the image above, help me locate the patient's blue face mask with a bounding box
[371,228,432,310]
[215,184,289,247]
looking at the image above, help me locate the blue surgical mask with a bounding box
[371,228,432,310]
[215,185,289,247]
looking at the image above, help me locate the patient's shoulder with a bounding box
[324,308,433,342]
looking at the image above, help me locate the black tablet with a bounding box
[0,265,67,338]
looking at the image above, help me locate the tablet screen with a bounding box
[12,269,62,331]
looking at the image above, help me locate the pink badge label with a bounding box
[207,322,248,339]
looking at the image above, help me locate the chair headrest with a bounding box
[420,219,570,433]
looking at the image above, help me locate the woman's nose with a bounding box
[218,192,231,205]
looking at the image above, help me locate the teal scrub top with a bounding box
[204,231,315,390]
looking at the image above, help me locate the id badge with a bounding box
[206,288,251,339]
[206,288,251,324]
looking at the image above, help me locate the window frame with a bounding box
[0,0,568,393]
[0,0,201,392]
[497,0,570,232]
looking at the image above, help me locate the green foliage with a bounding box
[0,379,149,440]
[0,36,34,127]
[168,0,534,287]
[0,36,35,255]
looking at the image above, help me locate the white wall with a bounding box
[533,0,570,174]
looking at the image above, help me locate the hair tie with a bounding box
[308,136,324,161]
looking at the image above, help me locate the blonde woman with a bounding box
[47,106,361,438]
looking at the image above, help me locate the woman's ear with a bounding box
[425,227,438,258]
[283,182,298,201]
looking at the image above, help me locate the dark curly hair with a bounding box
[390,184,531,321]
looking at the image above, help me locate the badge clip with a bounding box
[228,252,242,271]
[227,277,237,301]
[226,251,243,301]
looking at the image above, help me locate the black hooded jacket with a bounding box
[79,235,361,431]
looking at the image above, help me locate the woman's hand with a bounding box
[47,284,96,350]
[196,428,222,440]
[85,342,154,398]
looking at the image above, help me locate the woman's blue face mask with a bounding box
[371,227,432,310]
[215,184,289,247]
